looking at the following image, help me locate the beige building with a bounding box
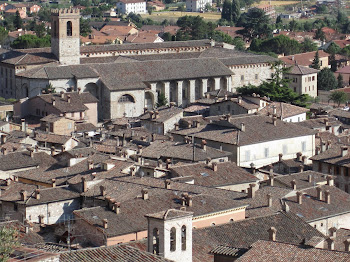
[40,114,76,136]
[284,65,318,97]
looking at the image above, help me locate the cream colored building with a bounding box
[284,65,318,97]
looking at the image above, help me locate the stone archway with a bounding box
[145,91,155,109]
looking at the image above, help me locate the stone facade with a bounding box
[51,9,80,65]
[285,72,318,97]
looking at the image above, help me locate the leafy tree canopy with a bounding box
[11,35,50,49]
[329,90,348,107]
[0,226,19,262]
[317,68,337,91]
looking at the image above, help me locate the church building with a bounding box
[0,8,276,120]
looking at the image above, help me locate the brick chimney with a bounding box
[296,152,302,162]
[102,219,108,229]
[186,195,193,207]
[329,227,337,237]
[279,153,283,162]
[100,186,106,196]
[344,239,350,252]
[341,146,348,157]
[248,183,257,198]
[166,159,171,169]
[268,227,277,241]
[267,194,272,207]
[82,177,87,193]
[296,191,303,204]
[240,123,245,132]
[154,110,159,119]
[60,91,65,99]
[272,105,277,115]
[20,190,27,201]
[302,156,307,164]
[149,111,154,120]
[326,140,332,150]
[299,165,304,173]
[327,175,334,186]
[157,159,163,169]
[35,189,40,200]
[27,148,34,158]
[51,178,56,188]
[114,202,120,214]
[272,116,277,126]
[212,162,218,172]
[164,179,171,189]
[327,237,335,250]
[291,180,296,190]
[321,142,327,152]
[21,118,26,132]
[137,145,143,155]
[324,118,329,126]
[67,95,71,103]
[201,140,207,151]
[315,146,321,155]
[308,174,312,183]
[325,190,331,204]
[268,173,274,186]
[238,96,242,104]
[316,187,323,201]
[142,189,149,200]
[206,157,211,166]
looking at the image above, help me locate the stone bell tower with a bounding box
[51,8,80,65]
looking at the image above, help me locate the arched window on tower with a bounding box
[181,225,186,250]
[170,227,176,251]
[67,21,72,36]
[152,228,159,255]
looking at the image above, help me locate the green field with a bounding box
[141,11,222,22]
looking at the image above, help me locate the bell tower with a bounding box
[51,8,80,65]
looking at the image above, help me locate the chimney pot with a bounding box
[268,227,277,241]
[102,219,108,229]
[212,162,218,172]
[250,162,256,175]
[35,189,40,200]
[187,195,193,207]
[100,186,106,196]
[82,177,87,193]
[272,116,277,126]
[166,159,171,169]
[20,190,27,201]
[302,156,307,164]
[201,139,207,151]
[248,183,257,198]
[327,237,335,250]
[268,173,274,186]
[296,191,303,204]
[341,146,348,157]
[88,161,94,170]
[308,174,312,183]
[329,227,337,238]
[325,190,331,204]
[267,193,272,207]
[164,179,171,189]
[299,165,304,173]
[327,175,334,186]
[240,123,245,132]
[344,239,350,252]
[130,167,136,176]
[279,153,283,162]
[316,186,323,201]
[175,123,179,131]
[291,180,296,190]
[51,178,56,187]
[114,202,121,214]
[296,152,302,162]
[142,188,149,200]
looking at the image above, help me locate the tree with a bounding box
[330,53,337,72]
[237,8,272,41]
[249,35,301,56]
[0,226,18,262]
[0,27,8,47]
[317,68,337,91]
[42,83,56,94]
[221,0,232,21]
[80,18,92,37]
[289,19,298,31]
[34,23,46,38]
[11,35,50,49]
[157,93,168,107]
[337,73,344,89]
[311,51,320,70]
[231,0,240,23]
[314,28,325,42]
[329,90,347,107]
[14,11,23,30]
[232,36,245,50]
[301,38,317,52]
[326,42,341,55]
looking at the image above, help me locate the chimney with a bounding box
[122,133,126,147]
[327,140,332,150]
[51,178,56,188]
[299,165,304,173]
[1,147,6,155]
[186,195,193,207]
[212,162,218,172]
[327,175,334,186]
[315,146,321,155]
[238,96,242,104]
[88,161,94,170]
[267,194,272,207]
[67,95,71,103]
[102,219,108,229]
[154,110,159,119]
[35,189,40,200]
[61,146,65,153]
[166,159,171,169]
[308,174,312,183]
[268,227,277,241]
[206,157,212,165]
[100,186,106,196]
[50,146,55,156]
[341,146,348,157]
[181,197,186,206]
[164,179,171,189]
[316,187,323,201]
[250,163,256,175]
[272,105,277,115]
[152,133,156,142]
[27,148,34,158]
[240,123,245,132]
[248,183,257,198]
[296,191,303,204]
[114,202,121,214]
[279,153,283,162]
[344,239,350,252]
[130,167,136,176]
[268,173,274,186]
[157,159,163,169]
[201,140,207,151]
[175,123,179,131]
[142,189,149,200]
[21,119,26,132]
[329,227,337,238]
[327,237,335,250]
[302,156,307,164]
[321,142,327,152]
[272,116,277,126]
[82,177,87,193]
[324,118,329,126]
[20,190,27,201]
[291,180,296,190]
[325,190,331,204]
[137,145,143,155]
[61,91,65,99]
[296,152,302,162]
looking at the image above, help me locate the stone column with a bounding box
[150,82,157,92]
[163,81,170,106]
[189,79,196,103]
[177,80,183,107]
[214,77,221,90]
[201,78,208,98]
